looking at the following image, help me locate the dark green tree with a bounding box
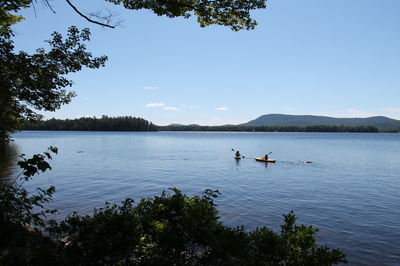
[0,26,108,140]
[0,147,60,265]
[0,2,109,141]
[48,189,346,265]
[23,116,158,131]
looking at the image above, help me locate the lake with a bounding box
[1,131,400,265]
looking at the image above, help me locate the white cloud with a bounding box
[164,106,179,111]
[179,105,199,109]
[144,86,159,90]
[215,107,228,111]
[145,102,165,108]
[383,107,400,113]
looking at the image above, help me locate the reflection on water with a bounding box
[0,142,20,180]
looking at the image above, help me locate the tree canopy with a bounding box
[24,116,158,131]
[0,0,267,141]
[0,1,107,141]
[103,0,267,31]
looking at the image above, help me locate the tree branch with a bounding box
[65,0,116,28]
[44,0,56,14]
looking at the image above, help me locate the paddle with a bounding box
[264,151,272,159]
[231,148,245,158]
[256,152,272,160]
[258,152,272,157]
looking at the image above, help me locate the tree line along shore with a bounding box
[22,116,400,133]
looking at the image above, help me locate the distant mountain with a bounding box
[241,114,400,129]
[167,124,185,127]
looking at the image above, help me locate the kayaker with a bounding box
[235,151,241,157]
[264,154,269,160]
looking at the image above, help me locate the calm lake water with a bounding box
[1,131,400,265]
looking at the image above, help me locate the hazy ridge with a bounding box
[240,114,400,129]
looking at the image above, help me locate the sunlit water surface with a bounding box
[1,131,399,265]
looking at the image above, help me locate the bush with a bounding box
[50,189,346,265]
[1,149,346,265]
[0,147,59,264]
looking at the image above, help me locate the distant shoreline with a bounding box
[22,116,400,133]
[158,125,399,133]
[20,128,399,133]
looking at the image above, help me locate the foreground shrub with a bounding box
[50,188,346,265]
[1,149,346,265]
[0,147,59,264]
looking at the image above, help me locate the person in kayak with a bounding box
[235,151,241,158]
[264,153,269,160]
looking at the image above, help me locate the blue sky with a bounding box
[12,0,400,125]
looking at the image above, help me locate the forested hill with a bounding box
[160,125,380,132]
[242,114,400,129]
[23,116,157,131]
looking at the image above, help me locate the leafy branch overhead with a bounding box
[3,26,107,112]
[59,0,268,30]
[0,25,107,141]
[104,0,267,31]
